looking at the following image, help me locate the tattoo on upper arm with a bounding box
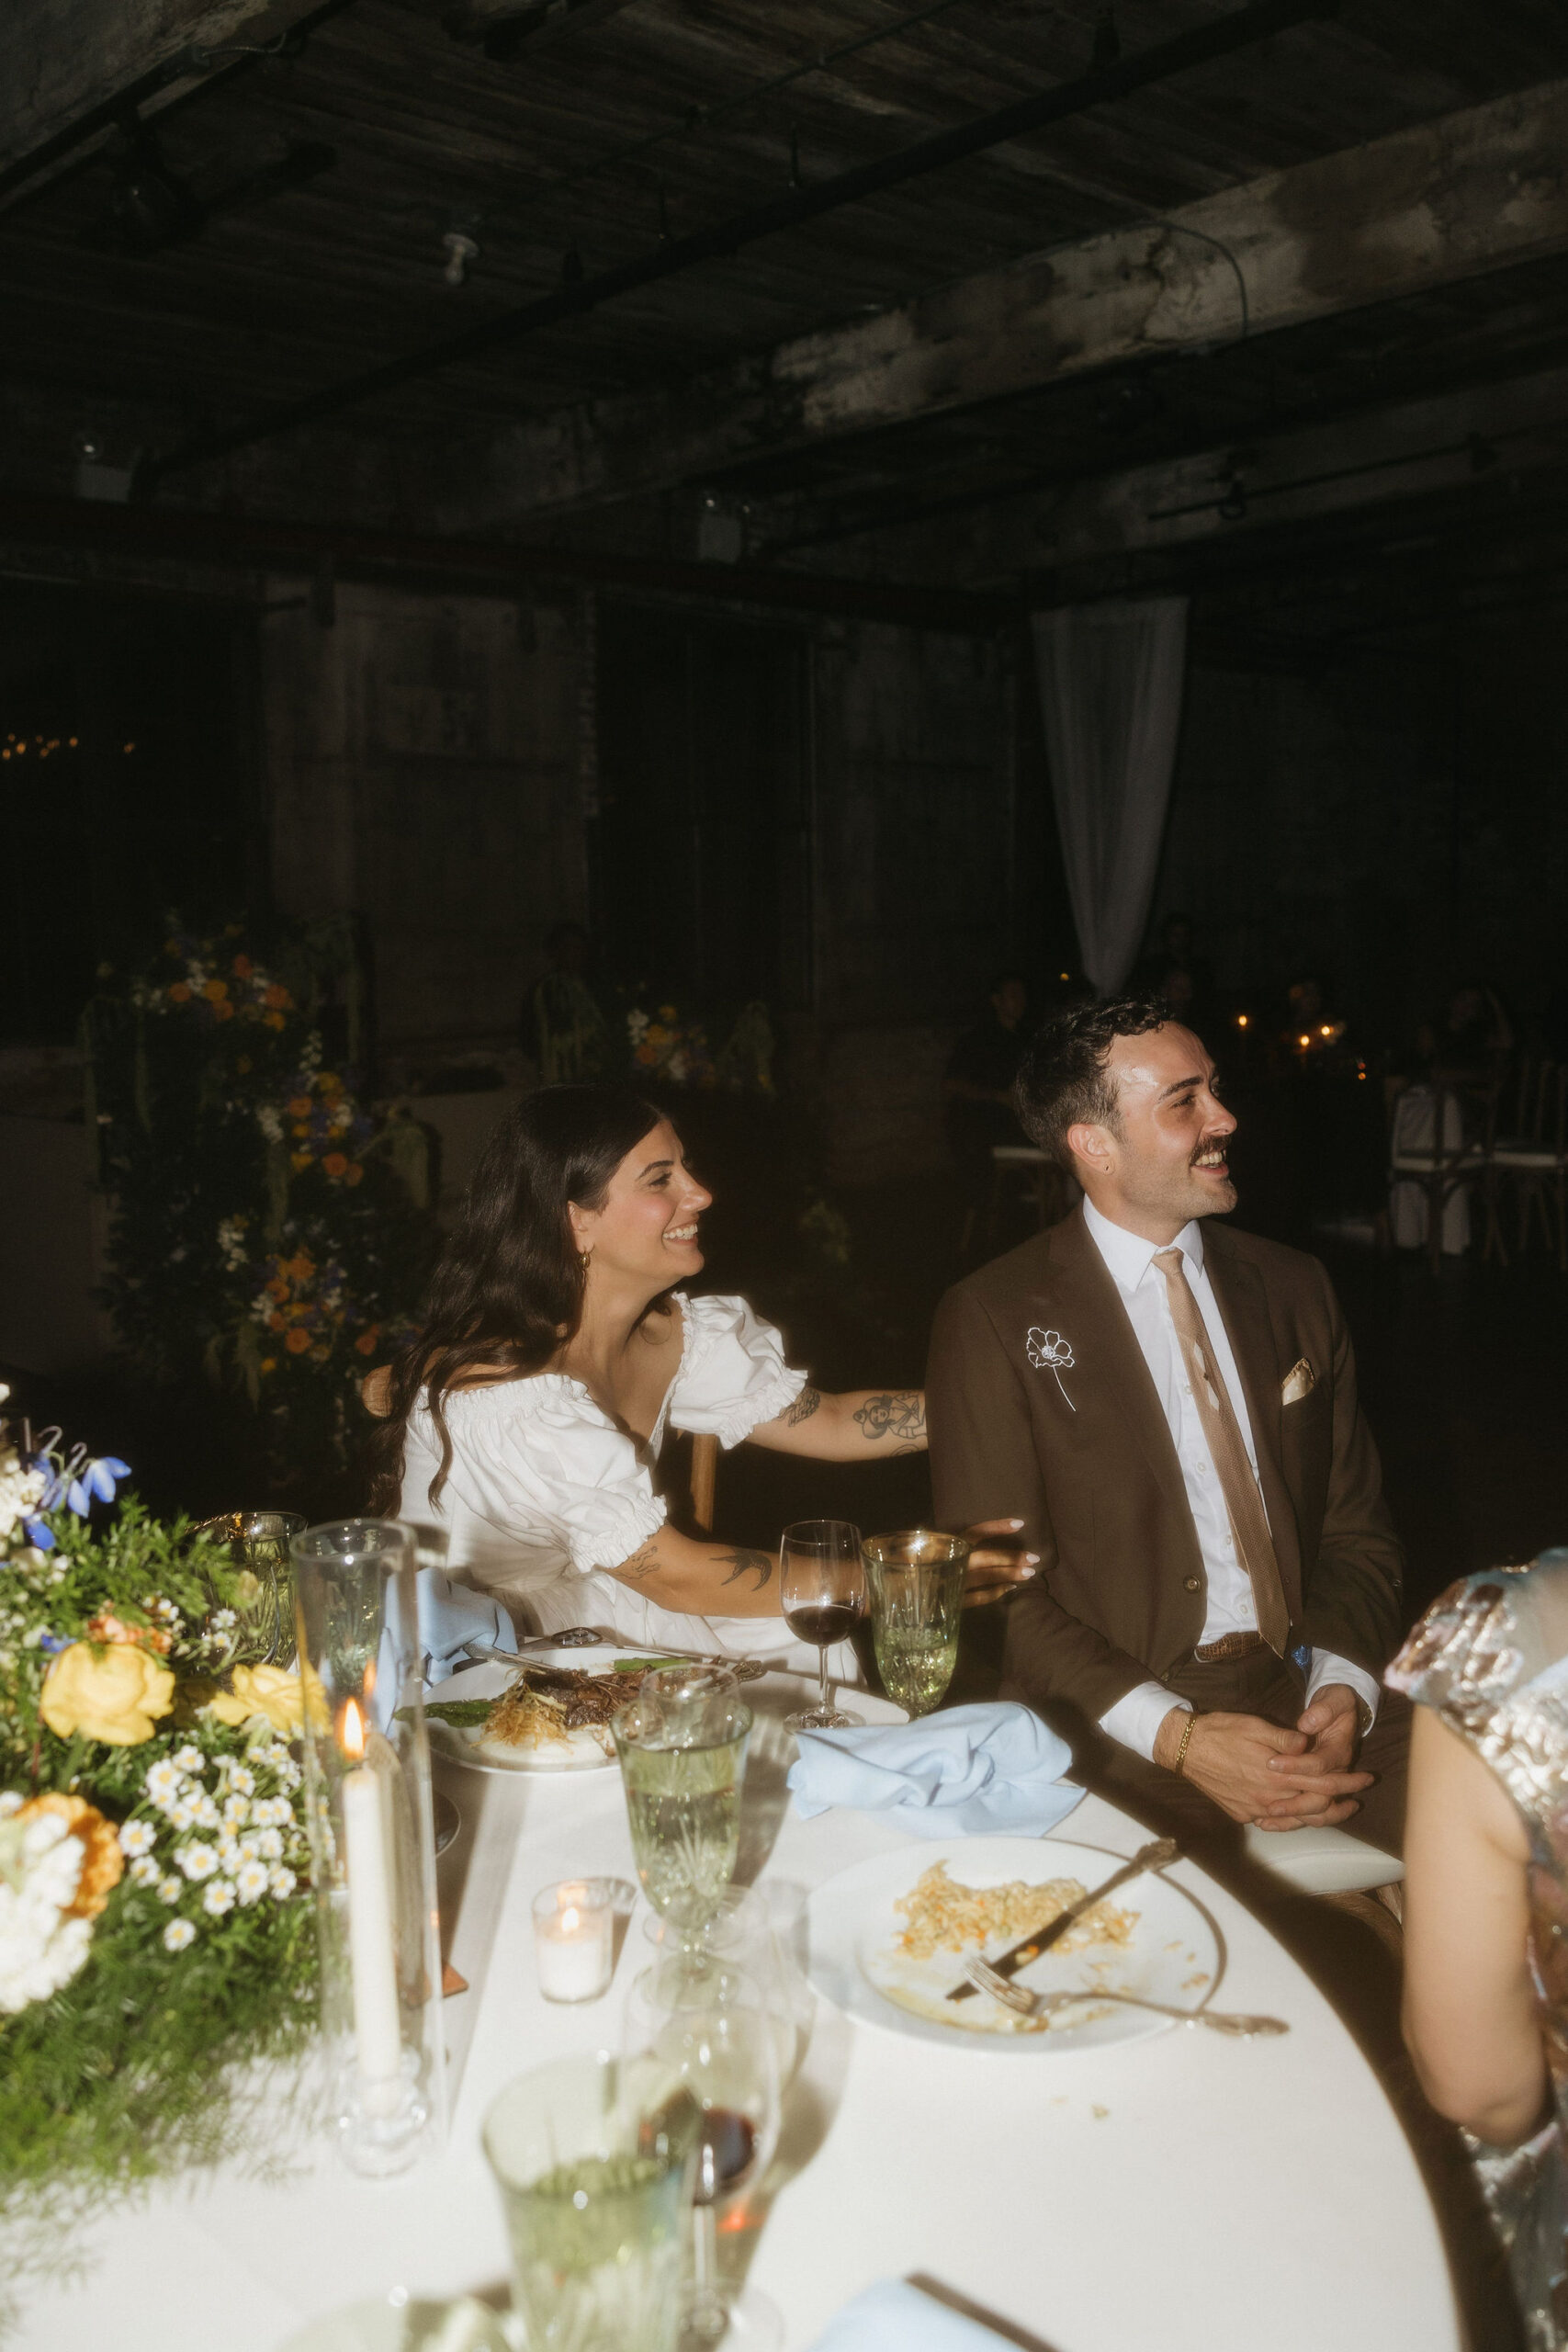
[717,1547,773,1592]
[785,1386,822,1428]
[852,1391,927,1455]
[614,1537,661,1582]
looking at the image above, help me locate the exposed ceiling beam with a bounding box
[0,495,1015,630]
[0,0,349,208]
[820,361,1568,587]
[451,72,1568,529]
[145,0,1331,484]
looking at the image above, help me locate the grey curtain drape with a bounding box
[1032,596,1189,996]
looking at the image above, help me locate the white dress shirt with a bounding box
[1081,1199,1382,1760]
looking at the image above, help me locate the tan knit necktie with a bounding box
[1151,1248,1290,1657]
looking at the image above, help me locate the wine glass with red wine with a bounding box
[626,1957,783,2348]
[780,1519,867,1734]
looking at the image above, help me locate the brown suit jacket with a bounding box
[926,1205,1404,1749]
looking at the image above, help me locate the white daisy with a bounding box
[165,1798,197,1832]
[222,1794,250,1826]
[189,1794,220,1829]
[268,1867,297,1901]
[157,1877,182,1904]
[172,1746,206,1775]
[178,1841,219,1883]
[216,1840,243,1875]
[144,1759,184,1807]
[202,1880,236,1917]
[234,1861,270,1906]
[255,1827,284,1861]
[118,1819,156,1857]
[224,1765,255,1796]
[129,1856,161,1886]
[162,1919,197,1952]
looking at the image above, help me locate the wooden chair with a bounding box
[689,1431,719,1534]
[1493,1060,1565,1269]
[1386,1080,1494,1270]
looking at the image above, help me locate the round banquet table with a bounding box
[14,1669,1459,2352]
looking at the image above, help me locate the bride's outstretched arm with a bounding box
[748,1386,926,1459]
[596,1526,783,1617]
[747,1390,1038,1605]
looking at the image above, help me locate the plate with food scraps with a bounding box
[421,1645,679,1774]
[806,1836,1219,2053]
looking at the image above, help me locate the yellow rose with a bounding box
[208,1661,328,1735]
[40,1642,175,1747]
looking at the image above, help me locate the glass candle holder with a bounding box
[291,1517,446,2177]
[533,1879,616,2003]
[484,2053,701,2352]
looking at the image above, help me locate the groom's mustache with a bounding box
[1190,1134,1232,1168]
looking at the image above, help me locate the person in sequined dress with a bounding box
[1390,1550,1568,2349]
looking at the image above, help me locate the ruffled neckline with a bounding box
[433,1291,701,1447]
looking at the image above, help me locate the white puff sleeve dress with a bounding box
[396,1292,860,1679]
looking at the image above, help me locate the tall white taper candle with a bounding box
[342,1704,402,2117]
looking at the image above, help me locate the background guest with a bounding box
[944,970,1033,1237]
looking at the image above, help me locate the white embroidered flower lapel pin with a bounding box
[1026,1328,1077,1412]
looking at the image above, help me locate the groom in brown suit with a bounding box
[927,995,1407,1861]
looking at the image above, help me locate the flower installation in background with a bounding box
[84,919,439,1478]
[624,997,775,1093]
[0,1387,323,2272]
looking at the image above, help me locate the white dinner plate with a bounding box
[422,1644,650,1775]
[806,1835,1220,2054]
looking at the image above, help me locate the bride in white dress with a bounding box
[366,1085,1032,1673]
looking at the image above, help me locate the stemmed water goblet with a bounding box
[613,1666,753,1960]
[780,1520,866,1733]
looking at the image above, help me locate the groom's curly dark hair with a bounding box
[1014,992,1171,1168]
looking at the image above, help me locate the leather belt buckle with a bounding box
[1193,1631,1266,1663]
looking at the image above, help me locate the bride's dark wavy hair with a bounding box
[365,1084,666,1514]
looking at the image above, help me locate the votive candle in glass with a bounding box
[534,1880,615,2003]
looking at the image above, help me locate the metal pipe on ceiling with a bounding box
[146,0,1336,485]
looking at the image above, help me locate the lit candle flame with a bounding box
[560,1906,581,1935]
[1236,1014,1248,1028]
[341,1697,366,1760]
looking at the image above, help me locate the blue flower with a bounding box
[64,1456,132,1516]
[22,1516,55,1550]
[37,1630,70,1654]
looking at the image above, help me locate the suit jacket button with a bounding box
[1183,1577,1201,1592]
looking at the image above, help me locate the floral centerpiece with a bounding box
[85,920,438,1479]
[0,1388,323,2289]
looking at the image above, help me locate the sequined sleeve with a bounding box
[1388,1569,1568,1835]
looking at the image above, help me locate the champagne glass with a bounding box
[625,1958,783,2351]
[780,1520,866,1733]
[613,1667,752,1953]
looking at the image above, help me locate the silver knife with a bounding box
[469,1637,768,1682]
[946,1836,1179,2002]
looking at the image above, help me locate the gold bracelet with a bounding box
[1173,1712,1197,1778]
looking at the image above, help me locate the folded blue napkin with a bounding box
[786,1702,1082,1839]
[807,2280,1018,2352]
[415,1566,513,1685]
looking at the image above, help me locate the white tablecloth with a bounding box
[15,1673,1459,2352]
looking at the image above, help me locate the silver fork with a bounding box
[964,1954,1289,2037]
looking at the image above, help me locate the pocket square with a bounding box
[1281,1357,1316,1405]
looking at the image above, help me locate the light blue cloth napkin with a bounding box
[807,2280,1018,2352]
[415,1567,513,1685]
[787,1702,1082,1839]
